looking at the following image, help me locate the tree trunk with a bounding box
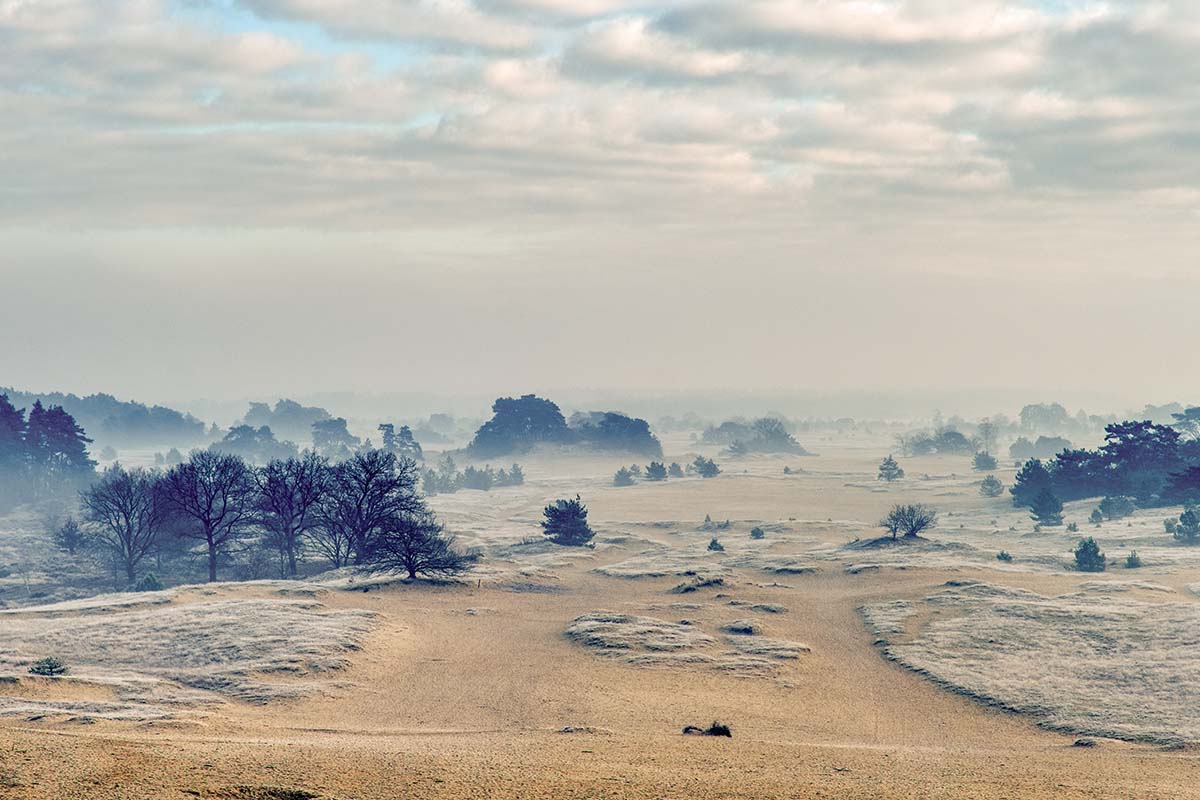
[206,531,217,582]
[125,560,136,582]
[286,537,297,577]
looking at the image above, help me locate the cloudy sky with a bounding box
[2,0,1198,407]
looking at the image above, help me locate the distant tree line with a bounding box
[1,387,205,448]
[208,417,423,466]
[422,456,525,495]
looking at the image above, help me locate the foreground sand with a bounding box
[3,437,1200,798]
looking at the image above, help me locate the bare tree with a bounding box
[878,503,938,540]
[256,451,329,577]
[360,510,477,580]
[314,450,424,568]
[158,451,257,582]
[80,464,167,581]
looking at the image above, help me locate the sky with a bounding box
[2,0,1199,409]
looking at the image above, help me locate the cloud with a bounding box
[2,0,1200,234]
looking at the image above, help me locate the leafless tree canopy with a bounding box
[313,450,424,568]
[157,450,257,582]
[879,503,938,540]
[80,464,166,580]
[256,451,329,577]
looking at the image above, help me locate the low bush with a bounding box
[683,721,732,737]
[29,656,69,677]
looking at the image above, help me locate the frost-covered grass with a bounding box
[0,597,376,720]
[862,581,1200,744]
[565,611,807,674]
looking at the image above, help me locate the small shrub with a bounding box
[1099,495,1136,521]
[1174,509,1200,544]
[1074,537,1106,572]
[1125,551,1143,569]
[1066,522,1078,533]
[644,461,668,481]
[668,462,684,478]
[692,456,721,478]
[1089,509,1104,526]
[133,573,163,592]
[29,657,68,677]
[877,454,905,482]
[783,466,792,475]
[996,551,1013,562]
[707,537,725,552]
[979,475,1003,498]
[972,451,998,472]
[1165,518,1178,534]
[749,527,765,540]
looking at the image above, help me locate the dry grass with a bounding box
[565,611,806,674]
[863,581,1200,745]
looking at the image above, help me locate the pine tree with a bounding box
[644,461,668,481]
[1074,537,1106,572]
[1011,459,1053,507]
[979,475,1004,497]
[541,495,594,546]
[1029,487,1064,526]
[877,455,904,482]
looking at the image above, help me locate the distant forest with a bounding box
[0,387,206,447]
